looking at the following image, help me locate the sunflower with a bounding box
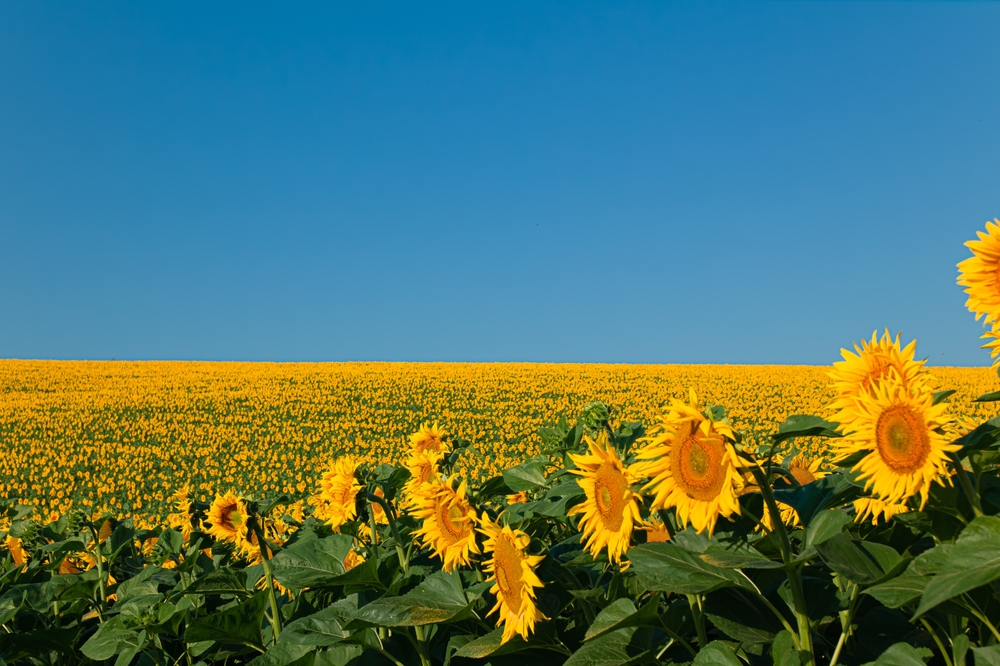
[344,549,366,571]
[370,487,390,525]
[760,453,829,531]
[828,330,931,421]
[981,326,1000,367]
[958,219,1000,324]
[834,374,958,508]
[854,497,910,525]
[316,456,362,531]
[411,476,481,571]
[409,422,447,455]
[641,515,671,543]
[479,513,546,644]
[167,485,198,540]
[634,390,743,536]
[506,491,530,505]
[5,536,28,570]
[206,492,250,546]
[404,448,444,500]
[567,431,641,564]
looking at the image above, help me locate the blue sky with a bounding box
[1,2,998,365]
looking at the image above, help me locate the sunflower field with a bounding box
[4,222,1000,665]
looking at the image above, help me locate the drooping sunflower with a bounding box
[641,515,671,543]
[958,219,1000,324]
[411,476,481,571]
[479,513,546,644]
[834,374,958,508]
[853,497,910,525]
[167,485,198,540]
[316,456,362,531]
[5,536,28,570]
[206,492,250,546]
[567,431,641,564]
[409,422,448,455]
[506,491,530,505]
[828,330,931,422]
[634,390,743,536]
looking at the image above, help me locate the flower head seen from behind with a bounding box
[479,513,546,644]
[958,219,1000,325]
[634,390,743,536]
[567,430,641,565]
[834,373,958,509]
[411,476,480,571]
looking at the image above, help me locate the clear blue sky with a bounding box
[1,2,998,365]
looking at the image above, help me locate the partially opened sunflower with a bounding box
[411,476,480,571]
[479,514,546,644]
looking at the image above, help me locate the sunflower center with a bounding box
[672,434,727,502]
[790,465,816,486]
[437,500,470,544]
[593,463,627,531]
[492,537,524,613]
[221,504,244,531]
[875,404,931,474]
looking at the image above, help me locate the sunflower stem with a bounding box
[920,617,954,666]
[251,520,282,641]
[750,463,815,666]
[368,492,408,573]
[950,453,983,518]
[86,524,108,609]
[687,594,709,647]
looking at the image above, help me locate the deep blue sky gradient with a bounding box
[2,2,999,364]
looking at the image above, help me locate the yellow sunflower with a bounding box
[206,492,250,546]
[854,497,910,525]
[409,422,447,455]
[167,485,198,540]
[567,431,641,564]
[634,390,743,536]
[958,219,1000,324]
[981,326,1000,367]
[411,476,481,571]
[479,513,546,644]
[370,487,390,525]
[316,456,362,531]
[404,448,444,500]
[834,374,958,508]
[641,515,671,543]
[506,491,530,505]
[760,453,828,531]
[828,330,931,422]
[344,549,366,571]
[5,536,28,570]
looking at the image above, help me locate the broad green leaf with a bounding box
[177,568,250,596]
[771,415,841,443]
[503,457,549,492]
[773,474,862,527]
[185,590,269,649]
[815,533,897,585]
[477,475,513,501]
[352,570,472,627]
[280,607,350,646]
[583,596,665,642]
[270,535,353,589]
[972,645,1000,666]
[628,543,753,594]
[248,643,315,666]
[771,630,800,666]
[705,587,786,644]
[564,627,649,666]
[868,642,930,665]
[974,391,1000,403]
[953,634,970,666]
[453,624,566,659]
[692,641,742,666]
[914,516,1000,618]
[81,618,136,661]
[804,509,852,549]
[864,571,928,608]
[933,390,957,405]
[700,543,783,570]
[116,565,160,602]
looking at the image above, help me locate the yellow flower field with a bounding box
[0,359,995,523]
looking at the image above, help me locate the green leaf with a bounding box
[248,643,315,666]
[699,543,783,570]
[177,568,250,596]
[864,571,929,608]
[270,535,353,589]
[477,476,513,501]
[692,641,742,666]
[773,474,862,527]
[564,627,649,666]
[974,391,1000,403]
[933,390,957,405]
[583,597,662,642]
[503,457,549,492]
[972,645,1000,666]
[804,509,852,549]
[704,587,786,644]
[914,516,1000,619]
[627,543,753,594]
[352,570,472,627]
[81,618,137,661]
[771,630,800,666]
[185,590,269,649]
[815,533,899,585]
[771,415,842,443]
[868,642,930,665]
[280,607,350,647]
